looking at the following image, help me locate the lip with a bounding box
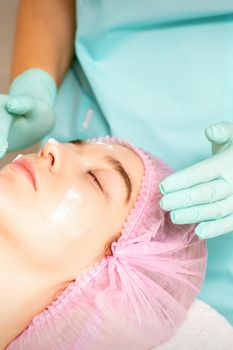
[10,157,37,190]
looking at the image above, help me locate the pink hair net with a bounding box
[7,136,207,350]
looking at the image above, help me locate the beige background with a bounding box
[0,0,39,169]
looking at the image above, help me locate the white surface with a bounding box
[155,299,233,350]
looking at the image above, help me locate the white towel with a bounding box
[154,299,233,350]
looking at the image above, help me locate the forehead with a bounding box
[88,140,143,169]
[68,139,143,165]
[89,140,142,163]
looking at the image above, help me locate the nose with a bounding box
[38,138,61,173]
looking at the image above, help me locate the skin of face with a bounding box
[0,139,144,289]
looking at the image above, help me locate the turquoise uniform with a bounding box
[47,1,233,323]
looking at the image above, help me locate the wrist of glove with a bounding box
[159,122,233,239]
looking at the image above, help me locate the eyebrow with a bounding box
[103,154,132,202]
[70,139,132,202]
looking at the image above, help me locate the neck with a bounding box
[0,236,67,349]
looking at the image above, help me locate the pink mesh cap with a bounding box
[7,136,207,350]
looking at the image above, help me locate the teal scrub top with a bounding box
[47,1,233,324]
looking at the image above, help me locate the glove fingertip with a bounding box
[160,175,185,194]
[195,226,207,240]
[205,126,228,144]
[5,97,18,112]
[6,96,33,114]
[159,181,168,195]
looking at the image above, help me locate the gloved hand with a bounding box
[0,68,57,158]
[159,122,233,239]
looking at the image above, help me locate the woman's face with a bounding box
[0,139,144,282]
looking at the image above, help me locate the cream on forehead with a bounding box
[87,140,144,173]
[89,140,114,150]
[88,141,135,156]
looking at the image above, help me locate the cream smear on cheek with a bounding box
[47,138,93,237]
[51,189,81,225]
[47,138,82,230]
[50,189,91,238]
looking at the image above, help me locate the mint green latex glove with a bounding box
[159,122,233,239]
[0,68,57,157]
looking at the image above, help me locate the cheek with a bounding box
[0,173,36,238]
[0,173,108,271]
[48,188,83,232]
[29,185,105,264]
[45,187,104,236]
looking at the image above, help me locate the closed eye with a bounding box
[87,171,103,192]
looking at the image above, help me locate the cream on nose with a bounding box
[44,138,61,174]
[11,153,23,162]
[47,138,58,145]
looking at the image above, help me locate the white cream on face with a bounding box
[51,189,81,225]
[90,141,134,160]
[47,138,59,145]
[91,141,114,151]
[50,189,91,238]
[11,153,23,162]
